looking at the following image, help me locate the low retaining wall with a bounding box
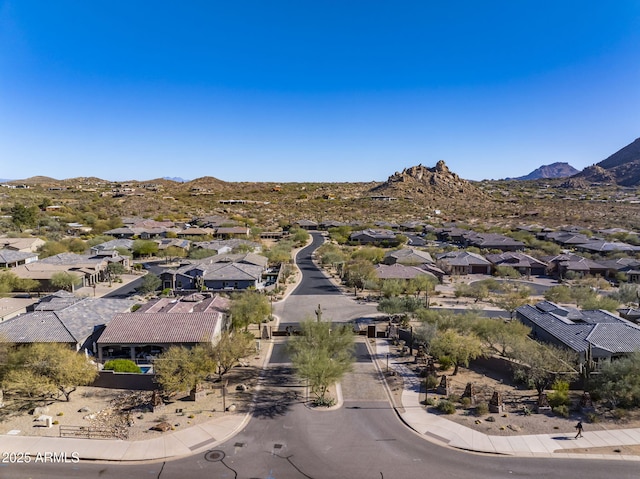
[92,370,156,390]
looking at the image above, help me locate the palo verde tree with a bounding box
[3,343,98,402]
[132,239,159,258]
[590,351,640,409]
[429,329,485,375]
[510,339,578,398]
[105,262,126,284]
[153,345,216,400]
[209,330,255,380]
[408,274,439,308]
[229,291,270,331]
[472,317,531,357]
[288,319,355,406]
[50,271,82,292]
[343,259,376,296]
[138,273,161,294]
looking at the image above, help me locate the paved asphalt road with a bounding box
[5,235,638,478]
[273,232,381,329]
[5,340,639,479]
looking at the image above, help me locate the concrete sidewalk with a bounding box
[374,339,640,461]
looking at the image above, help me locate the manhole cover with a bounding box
[205,450,225,462]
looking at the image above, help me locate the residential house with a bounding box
[155,238,191,256]
[90,238,135,255]
[0,297,135,353]
[375,221,400,230]
[96,294,229,363]
[192,239,261,255]
[160,253,269,292]
[399,221,426,232]
[542,253,608,279]
[374,264,440,282]
[536,231,593,247]
[105,219,178,239]
[294,219,319,230]
[319,220,347,230]
[215,226,250,239]
[350,229,399,246]
[177,226,215,238]
[484,252,548,277]
[192,215,233,229]
[464,233,525,251]
[597,258,640,283]
[0,249,38,268]
[435,251,492,275]
[382,248,434,266]
[515,301,640,362]
[0,297,36,322]
[573,240,640,255]
[436,228,524,251]
[0,237,46,253]
[11,251,130,292]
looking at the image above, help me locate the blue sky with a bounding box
[1,1,639,182]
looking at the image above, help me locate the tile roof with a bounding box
[97,312,223,344]
[0,312,76,343]
[516,302,640,355]
[136,295,229,314]
[0,249,37,264]
[436,251,490,266]
[374,264,437,280]
[384,248,434,264]
[0,298,135,345]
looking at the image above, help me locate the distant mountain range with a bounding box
[574,137,640,186]
[508,162,579,181]
[3,137,640,187]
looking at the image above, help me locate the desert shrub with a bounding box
[447,393,461,403]
[475,402,489,416]
[553,405,570,418]
[425,397,437,406]
[103,359,142,373]
[437,400,456,415]
[586,412,600,423]
[314,396,335,408]
[424,375,438,390]
[438,356,453,371]
[612,408,628,420]
[460,397,472,408]
[548,380,571,408]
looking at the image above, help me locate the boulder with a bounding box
[150,421,172,432]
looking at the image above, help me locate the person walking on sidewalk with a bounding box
[575,421,584,438]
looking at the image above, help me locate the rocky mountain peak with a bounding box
[372,161,482,198]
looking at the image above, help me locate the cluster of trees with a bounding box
[454,278,532,318]
[0,270,40,294]
[1,343,98,404]
[544,282,622,312]
[414,309,579,399]
[154,330,256,398]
